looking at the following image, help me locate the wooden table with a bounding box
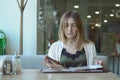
[0,69,120,80]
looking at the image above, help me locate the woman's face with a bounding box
[64,17,78,40]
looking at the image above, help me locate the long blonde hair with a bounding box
[59,10,90,49]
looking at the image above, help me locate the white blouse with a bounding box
[47,40,97,66]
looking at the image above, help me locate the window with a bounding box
[37,0,120,55]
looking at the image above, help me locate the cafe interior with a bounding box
[0,0,120,79]
[37,0,120,55]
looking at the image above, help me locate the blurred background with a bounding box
[0,0,120,55]
[37,0,120,55]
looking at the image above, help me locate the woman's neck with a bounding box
[64,39,78,50]
[66,39,76,46]
[64,39,83,50]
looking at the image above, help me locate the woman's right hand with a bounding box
[44,56,63,69]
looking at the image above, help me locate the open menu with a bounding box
[41,65,109,73]
[43,56,109,73]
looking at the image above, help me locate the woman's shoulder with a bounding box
[83,39,95,46]
[50,40,63,47]
[52,40,63,45]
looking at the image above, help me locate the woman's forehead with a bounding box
[65,17,75,23]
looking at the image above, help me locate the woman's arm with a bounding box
[44,41,63,69]
[44,56,63,69]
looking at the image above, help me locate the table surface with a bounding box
[0,69,120,80]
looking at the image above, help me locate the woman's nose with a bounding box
[68,26,72,32]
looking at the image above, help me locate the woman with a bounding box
[44,10,100,69]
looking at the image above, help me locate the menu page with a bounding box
[41,65,105,73]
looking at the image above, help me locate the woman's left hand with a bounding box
[94,60,103,66]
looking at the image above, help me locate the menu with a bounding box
[41,65,108,73]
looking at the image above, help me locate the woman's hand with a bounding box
[94,60,103,66]
[44,56,63,69]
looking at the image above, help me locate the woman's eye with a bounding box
[72,24,76,27]
[65,24,68,27]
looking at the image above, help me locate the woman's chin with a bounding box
[66,37,75,39]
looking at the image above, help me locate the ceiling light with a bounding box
[74,5,79,8]
[95,23,101,27]
[115,4,120,7]
[87,15,91,18]
[110,14,114,17]
[95,11,100,14]
[104,20,108,23]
